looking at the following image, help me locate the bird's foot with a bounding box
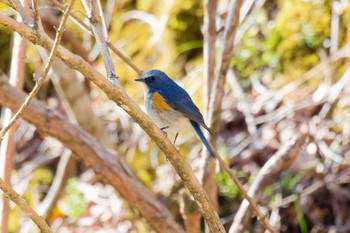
[160,126,170,138]
[173,132,179,144]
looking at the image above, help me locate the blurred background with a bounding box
[1,0,350,232]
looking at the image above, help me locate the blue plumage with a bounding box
[135,69,215,158]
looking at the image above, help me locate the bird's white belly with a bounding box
[146,107,191,133]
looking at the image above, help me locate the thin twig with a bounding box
[81,0,118,83]
[0,177,52,232]
[0,0,74,140]
[235,0,266,45]
[95,0,108,38]
[210,144,277,233]
[107,40,143,75]
[228,134,306,233]
[31,0,40,29]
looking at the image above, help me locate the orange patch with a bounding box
[152,92,172,111]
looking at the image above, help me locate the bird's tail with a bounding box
[190,120,215,158]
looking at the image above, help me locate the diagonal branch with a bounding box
[211,142,277,233]
[0,14,225,233]
[0,177,52,233]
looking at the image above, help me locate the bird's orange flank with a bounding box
[152,92,172,111]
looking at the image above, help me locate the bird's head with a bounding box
[135,69,171,92]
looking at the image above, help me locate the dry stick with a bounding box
[0,0,75,141]
[50,0,143,75]
[0,14,225,233]
[211,145,276,233]
[228,135,306,233]
[330,1,340,54]
[82,0,118,83]
[31,0,40,28]
[95,0,108,38]
[0,178,52,233]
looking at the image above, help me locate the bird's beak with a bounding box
[134,78,144,82]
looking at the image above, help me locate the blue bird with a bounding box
[135,69,215,158]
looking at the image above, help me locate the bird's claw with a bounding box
[160,126,169,138]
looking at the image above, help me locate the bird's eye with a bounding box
[150,76,156,81]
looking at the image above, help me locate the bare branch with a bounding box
[31,0,40,29]
[0,177,52,233]
[211,144,277,233]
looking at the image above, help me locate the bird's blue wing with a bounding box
[158,88,213,134]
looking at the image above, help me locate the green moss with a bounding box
[167,1,203,47]
[272,0,331,79]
